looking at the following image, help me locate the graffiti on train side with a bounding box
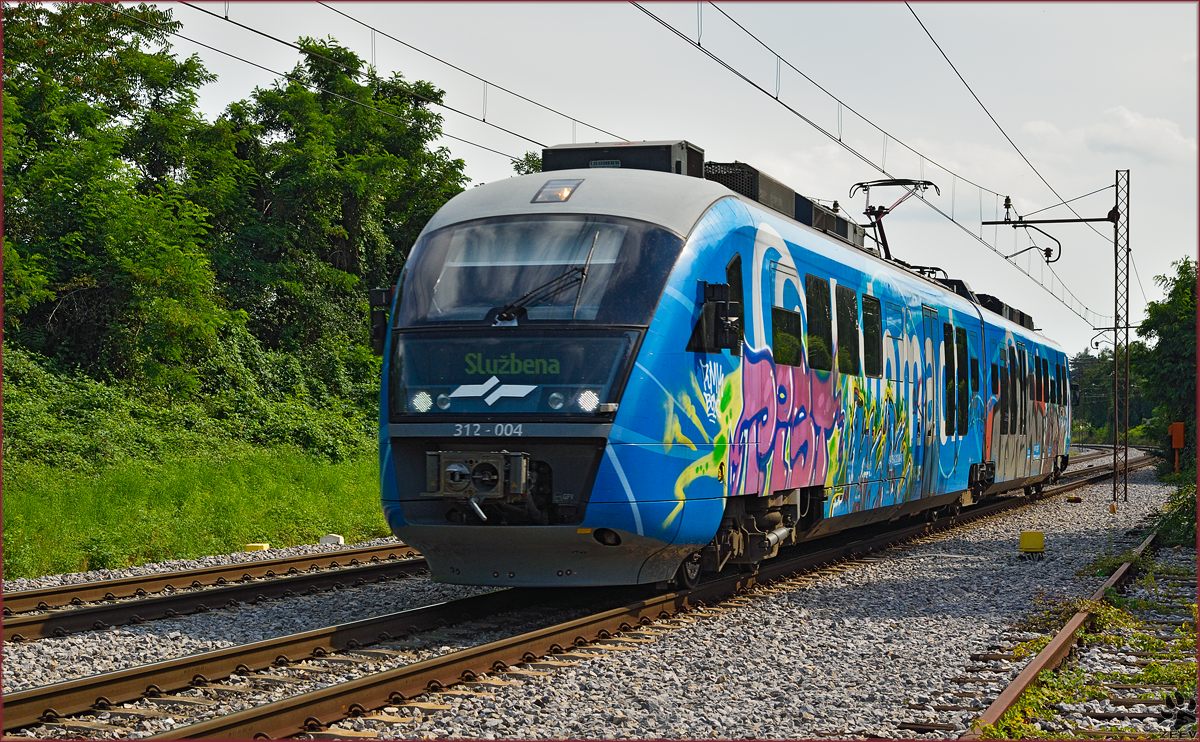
[729,342,840,497]
[664,220,924,521]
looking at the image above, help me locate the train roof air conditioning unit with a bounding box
[704,161,795,219]
[541,140,705,177]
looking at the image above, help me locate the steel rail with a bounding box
[3,587,549,731]
[149,459,1152,740]
[961,528,1162,738]
[1069,450,1112,467]
[3,556,427,642]
[3,544,417,615]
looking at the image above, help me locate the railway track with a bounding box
[4,454,1155,740]
[958,526,1195,739]
[2,544,423,642]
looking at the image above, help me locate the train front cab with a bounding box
[378,172,738,587]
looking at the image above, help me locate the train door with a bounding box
[920,306,941,496]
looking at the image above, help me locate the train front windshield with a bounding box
[395,214,683,326]
[391,214,684,417]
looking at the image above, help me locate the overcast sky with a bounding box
[163,1,1198,354]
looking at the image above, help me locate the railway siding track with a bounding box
[4,544,418,613]
[3,546,424,642]
[959,530,1196,739]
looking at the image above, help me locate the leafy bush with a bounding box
[1158,483,1197,547]
[2,343,374,469]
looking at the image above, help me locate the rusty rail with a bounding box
[962,528,1161,738]
[3,553,426,642]
[3,587,545,731]
[4,543,417,614]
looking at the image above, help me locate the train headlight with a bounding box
[436,393,452,410]
[411,391,433,413]
[547,392,566,410]
[576,389,600,413]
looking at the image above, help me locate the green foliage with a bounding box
[1077,549,1152,578]
[1068,346,1153,442]
[512,151,542,175]
[2,344,373,468]
[1011,634,1052,659]
[2,448,387,578]
[974,668,1107,739]
[1158,484,1197,547]
[2,4,465,462]
[1134,258,1197,468]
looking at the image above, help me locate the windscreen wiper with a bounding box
[493,230,604,325]
[492,267,585,325]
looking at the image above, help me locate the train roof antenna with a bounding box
[848,179,940,261]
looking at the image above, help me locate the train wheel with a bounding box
[674,552,702,590]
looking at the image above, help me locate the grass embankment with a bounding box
[2,346,389,579]
[3,446,387,579]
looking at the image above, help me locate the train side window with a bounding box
[884,302,904,381]
[1043,358,1052,404]
[1033,353,1042,402]
[956,327,969,434]
[999,364,1009,433]
[1008,346,1019,434]
[771,307,803,366]
[943,324,956,435]
[726,256,743,357]
[835,285,861,375]
[970,357,980,393]
[862,296,882,378]
[1059,363,1066,404]
[1017,346,1027,435]
[991,363,998,395]
[804,275,833,371]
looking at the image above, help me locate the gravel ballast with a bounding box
[353,468,1181,739]
[4,462,1183,740]
[2,572,491,694]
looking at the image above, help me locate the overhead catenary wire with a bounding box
[707,2,1005,199]
[314,1,627,143]
[178,1,545,150]
[632,2,1111,326]
[904,2,1149,306]
[1021,185,1115,219]
[111,5,523,161]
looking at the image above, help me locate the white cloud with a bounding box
[1023,107,1197,165]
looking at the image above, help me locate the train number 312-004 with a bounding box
[453,423,524,437]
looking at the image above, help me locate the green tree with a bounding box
[3,2,224,398]
[512,151,542,175]
[1134,257,1196,466]
[186,38,466,398]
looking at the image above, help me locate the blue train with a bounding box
[374,141,1071,588]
